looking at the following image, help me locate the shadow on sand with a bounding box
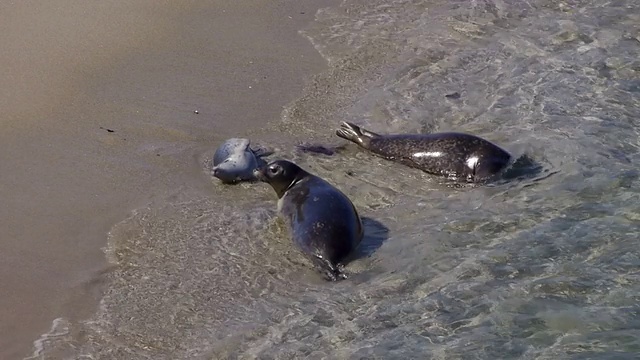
[351,216,390,261]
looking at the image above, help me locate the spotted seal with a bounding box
[254,160,363,281]
[211,138,271,183]
[335,121,512,182]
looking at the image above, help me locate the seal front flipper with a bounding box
[311,255,348,282]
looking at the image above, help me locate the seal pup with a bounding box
[254,160,364,281]
[336,121,512,183]
[212,138,272,183]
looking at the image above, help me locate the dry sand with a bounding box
[0,0,338,358]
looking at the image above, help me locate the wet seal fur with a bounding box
[254,160,363,281]
[336,121,512,183]
[212,138,272,184]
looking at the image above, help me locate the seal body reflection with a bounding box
[336,121,512,182]
[254,160,363,281]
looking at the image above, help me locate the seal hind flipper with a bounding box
[250,146,273,159]
[345,122,380,138]
[251,146,273,168]
[336,122,380,147]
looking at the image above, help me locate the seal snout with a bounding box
[253,167,267,182]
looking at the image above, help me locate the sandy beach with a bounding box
[0,0,337,358]
[5,0,639,358]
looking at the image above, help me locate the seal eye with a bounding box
[268,165,281,176]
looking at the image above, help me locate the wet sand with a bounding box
[0,0,337,358]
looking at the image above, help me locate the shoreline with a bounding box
[0,1,339,358]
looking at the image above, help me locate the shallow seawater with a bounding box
[30,0,640,359]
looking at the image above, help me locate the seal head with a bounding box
[255,160,363,281]
[212,138,271,184]
[253,160,305,199]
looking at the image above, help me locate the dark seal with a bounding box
[336,121,512,183]
[254,160,364,281]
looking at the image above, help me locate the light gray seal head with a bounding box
[212,138,272,184]
[253,159,364,281]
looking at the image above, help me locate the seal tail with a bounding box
[335,121,378,147]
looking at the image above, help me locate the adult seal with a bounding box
[212,138,271,183]
[254,160,363,281]
[336,121,512,183]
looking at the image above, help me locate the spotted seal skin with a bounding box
[335,121,512,183]
[212,138,271,184]
[254,160,363,281]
